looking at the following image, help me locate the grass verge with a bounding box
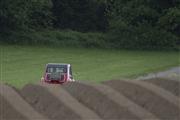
[0,45,179,87]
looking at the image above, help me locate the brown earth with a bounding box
[0,84,47,120]
[104,79,180,120]
[63,81,139,120]
[0,78,180,120]
[20,84,81,120]
[0,95,27,120]
[144,78,180,97]
[40,83,101,120]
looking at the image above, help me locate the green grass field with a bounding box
[0,45,179,87]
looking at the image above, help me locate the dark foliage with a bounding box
[0,0,179,50]
[51,0,108,32]
[107,0,180,50]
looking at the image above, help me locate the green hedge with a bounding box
[107,20,179,50]
[0,30,106,48]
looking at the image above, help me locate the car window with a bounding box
[47,66,67,73]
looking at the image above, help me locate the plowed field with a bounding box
[0,78,179,120]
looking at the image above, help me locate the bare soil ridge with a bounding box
[123,80,180,106]
[86,82,159,120]
[40,83,102,120]
[104,80,180,120]
[145,78,180,97]
[0,78,179,120]
[20,84,81,120]
[0,84,48,120]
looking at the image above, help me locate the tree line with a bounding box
[107,0,180,50]
[0,0,179,50]
[0,0,108,32]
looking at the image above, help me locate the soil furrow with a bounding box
[1,78,179,120]
[20,84,81,120]
[0,95,27,120]
[104,80,180,120]
[145,78,180,97]
[125,80,180,107]
[91,83,159,120]
[0,84,48,120]
[63,81,139,120]
[41,83,102,120]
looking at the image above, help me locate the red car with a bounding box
[41,63,74,84]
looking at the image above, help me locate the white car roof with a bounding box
[47,63,70,65]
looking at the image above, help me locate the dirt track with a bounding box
[0,78,180,120]
[136,67,180,81]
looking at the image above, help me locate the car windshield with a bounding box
[46,65,67,73]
